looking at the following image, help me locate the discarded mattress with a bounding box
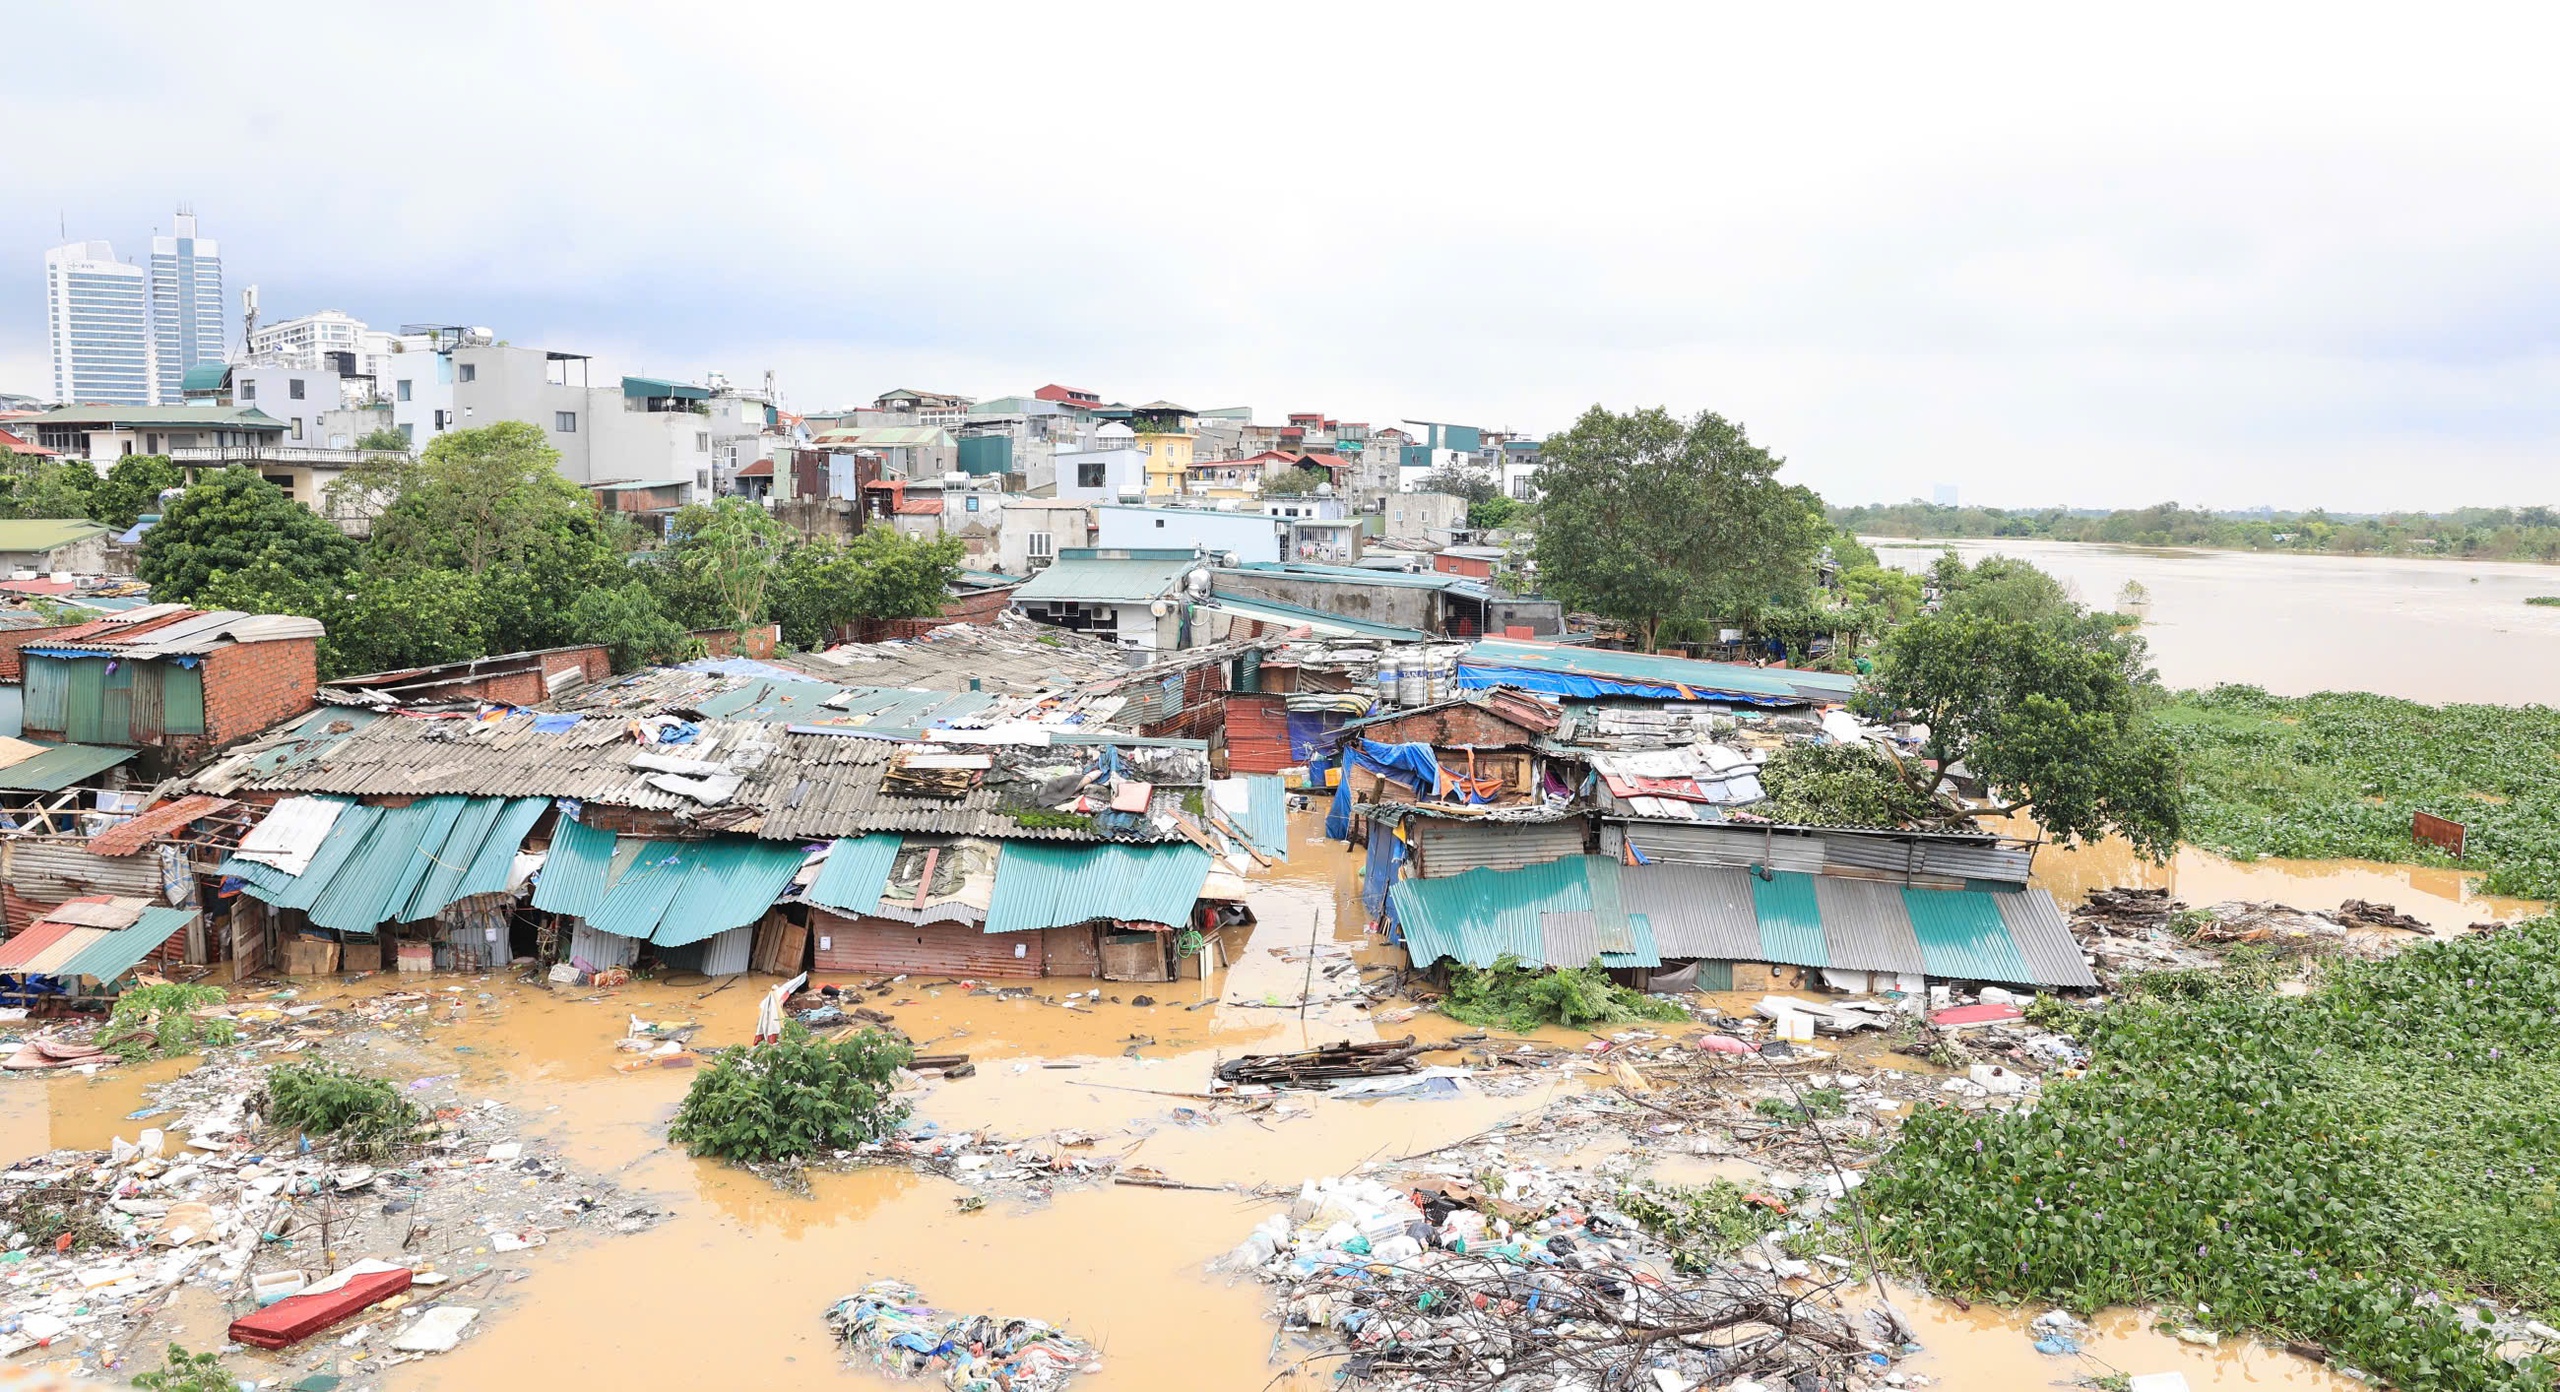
[228,1260,412,1349]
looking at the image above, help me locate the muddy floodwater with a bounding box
[0,812,2401,1392]
[1870,536,2560,705]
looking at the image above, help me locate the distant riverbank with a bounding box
[1868,537,2560,705]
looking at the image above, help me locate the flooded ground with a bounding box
[1870,536,2560,705]
[2029,835,2547,931]
[0,814,2438,1390]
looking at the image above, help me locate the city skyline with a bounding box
[7,4,2560,510]
[38,209,224,407]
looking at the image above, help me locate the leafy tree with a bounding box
[137,468,359,604]
[1261,464,1331,496]
[663,498,789,631]
[1757,742,1937,826]
[356,421,605,578]
[1864,606,2182,856]
[842,526,964,621]
[669,1023,912,1164]
[355,427,411,453]
[1469,494,1529,531]
[566,582,694,671]
[196,560,487,678]
[1532,405,1827,650]
[13,459,101,520]
[87,455,183,530]
[1416,466,1499,506]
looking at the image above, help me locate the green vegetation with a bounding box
[1752,1087,1846,1123]
[1862,554,2182,856]
[1756,743,1938,827]
[2162,685,2560,899]
[101,983,237,1062]
[0,449,181,529]
[669,1023,913,1164]
[1618,1179,1786,1272]
[1468,494,1529,532]
[261,1062,428,1160]
[1531,405,1827,651]
[1869,917,2560,1392]
[1260,464,1332,497]
[132,1344,233,1392]
[1437,956,1689,1032]
[2528,596,2560,607]
[355,426,412,454]
[1832,499,2560,563]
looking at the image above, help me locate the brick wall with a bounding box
[200,638,319,747]
[852,584,1019,643]
[0,624,75,682]
[692,625,781,659]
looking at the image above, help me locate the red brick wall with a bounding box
[853,585,1020,643]
[201,638,319,746]
[692,625,781,659]
[0,625,75,682]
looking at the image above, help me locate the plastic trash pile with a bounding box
[825,1279,1099,1391]
[1224,1171,1887,1391]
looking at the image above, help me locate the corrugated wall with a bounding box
[1411,818,1586,878]
[812,908,1046,978]
[1224,693,1293,773]
[1618,823,1826,874]
[1621,864,1762,959]
[5,841,166,904]
[567,923,641,971]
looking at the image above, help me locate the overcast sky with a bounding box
[8,2,2558,510]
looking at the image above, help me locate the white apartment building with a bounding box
[246,309,402,382]
[42,242,154,406]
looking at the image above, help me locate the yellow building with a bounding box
[1127,400,1198,499]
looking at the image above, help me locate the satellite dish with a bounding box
[1150,599,1174,617]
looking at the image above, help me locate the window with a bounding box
[398,423,415,445]
[1077,460,1106,488]
[290,419,302,440]
[1154,518,1165,528]
[1027,532,1054,559]
[555,411,578,432]
[695,432,710,451]
[289,378,306,400]
[239,379,256,400]
[433,410,449,430]
[396,379,412,402]
[964,496,979,512]
[458,363,477,382]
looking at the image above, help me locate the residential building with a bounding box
[17,404,285,466]
[1386,491,1467,543]
[870,388,974,426]
[0,520,111,574]
[1127,402,1198,499]
[810,425,956,480]
[147,214,225,407]
[1095,505,1283,565]
[377,324,489,448]
[594,377,718,504]
[1358,426,1412,500]
[1499,439,1543,500]
[1009,547,1207,651]
[42,241,153,406]
[1033,384,1102,408]
[1399,421,1487,493]
[14,606,323,775]
[221,361,384,448]
[245,309,403,382]
[993,498,1096,575]
[705,374,786,497]
[1051,423,1149,502]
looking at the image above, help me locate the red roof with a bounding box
[0,429,54,458]
[0,578,76,597]
[1299,452,1353,471]
[37,609,206,646]
[736,458,774,478]
[87,795,239,857]
[1035,384,1101,404]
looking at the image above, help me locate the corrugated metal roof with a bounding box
[227,796,545,932]
[1813,875,1923,973]
[1010,554,1193,604]
[531,815,616,917]
[1391,856,1597,970]
[22,926,107,974]
[653,839,807,947]
[0,520,110,551]
[807,834,901,915]
[0,916,84,970]
[1623,864,1762,959]
[1603,911,1661,970]
[1459,638,1819,703]
[56,907,195,982]
[585,841,695,939]
[85,795,239,857]
[0,743,136,792]
[1237,775,1290,859]
[1996,890,2099,989]
[1197,596,1429,642]
[5,839,169,903]
[1751,871,1828,968]
[1905,885,2035,983]
[28,609,323,658]
[981,842,1210,934]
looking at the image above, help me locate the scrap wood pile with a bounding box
[826,1278,1099,1391]
[1216,1036,1426,1089]
[2070,887,2451,987]
[1224,1171,1890,1392]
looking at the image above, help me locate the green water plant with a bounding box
[102,983,237,1062]
[132,1343,232,1392]
[1437,956,1689,1032]
[262,1062,427,1160]
[1868,915,2560,1392]
[1618,1179,1785,1273]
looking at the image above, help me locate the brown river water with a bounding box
[1870,537,2560,705]
[0,813,2404,1392]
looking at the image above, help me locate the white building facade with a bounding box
[42,241,154,406]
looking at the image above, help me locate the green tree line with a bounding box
[1833,499,2560,562]
[131,422,961,679]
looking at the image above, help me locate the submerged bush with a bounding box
[1868,916,2560,1392]
[1618,1179,1785,1273]
[1438,956,1688,1033]
[132,1344,231,1392]
[670,1023,912,1164]
[262,1062,426,1160]
[103,983,237,1062]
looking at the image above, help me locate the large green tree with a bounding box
[661,498,790,631]
[766,528,966,649]
[137,468,360,603]
[1865,605,2182,857]
[197,560,490,678]
[1531,405,1826,649]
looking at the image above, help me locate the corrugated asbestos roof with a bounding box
[195,714,1189,844]
[0,743,136,792]
[981,842,1210,934]
[0,519,110,551]
[28,608,323,657]
[807,834,900,915]
[1394,859,2094,988]
[1196,595,1431,642]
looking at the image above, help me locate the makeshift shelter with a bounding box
[0,896,198,1005]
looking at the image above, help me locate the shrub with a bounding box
[670,1024,912,1164]
[262,1062,426,1161]
[1438,956,1689,1032]
[1618,1180,1785,1273]
[132,1344,231,1392]
[102,983,237,1062]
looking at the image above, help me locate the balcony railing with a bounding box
[170,445,405,466]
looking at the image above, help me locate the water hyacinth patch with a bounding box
[1867,915,2560,1392]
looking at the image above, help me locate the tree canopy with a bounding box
[137,468,360,604]
[1864,557,2182,856]
[1531,405,1827,649]
[1469,494,1529,532]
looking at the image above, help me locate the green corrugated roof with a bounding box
[584,840,696,939]
[230,796,547,933]
[532,815,616,917]
[0,520,110,553]
[180,362,230,394]
[1010,554,1195,604]
[1391,856,1597,970]
[1751,872,1827,968]
[1903,885,2033,983]
[18,405,287,431]
[807,834,901,915]
[653,839,807,946]
[982,842,1211,935]
[0,742,135,792]
[222,801,380,909]
[694,678,852,721]
[57,907,197,983]
[557,832,807,946]
[623,376,711,400]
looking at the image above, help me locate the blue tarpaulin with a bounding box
[1325,740,1447,841]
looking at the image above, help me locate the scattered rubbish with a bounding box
[825,1279,1099,1389]
[1214,1036,1424,1088]
[390,1304,479,1353]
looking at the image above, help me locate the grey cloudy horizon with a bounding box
[6,1,2558,512]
